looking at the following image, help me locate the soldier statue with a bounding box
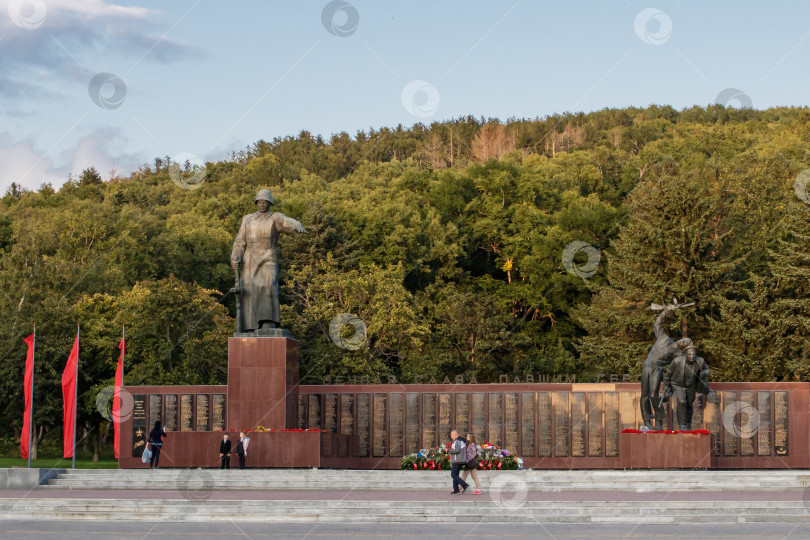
[639,300,694,431]
[663,344,710,430]
[230,189,307,333]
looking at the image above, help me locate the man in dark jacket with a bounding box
[219,434,232,469]
[663,345,710,430]
[448,430,470,495]
[640,306,692,430]
[235,432,248,469]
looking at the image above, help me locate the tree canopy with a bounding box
[1,105,808,454]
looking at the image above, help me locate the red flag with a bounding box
[113,338,125,459]
[20,332,35,459]
[62,333,79,458]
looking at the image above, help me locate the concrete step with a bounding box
[0,498,807,523]
[43,469,810,492]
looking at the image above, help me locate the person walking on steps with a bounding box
[147,421,166,469]
[460,433,482,494]
[448,430,470,495]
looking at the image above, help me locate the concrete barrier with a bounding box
[0,468,65,489]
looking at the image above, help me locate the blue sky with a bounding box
[1,0,809,192]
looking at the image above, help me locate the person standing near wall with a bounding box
[147,421,166,469]
[219,433,232,469]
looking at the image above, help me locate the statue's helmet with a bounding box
[255,189,274,205]
[675,337,693,351]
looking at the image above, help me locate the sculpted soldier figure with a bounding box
[663,344,710,430]
[640,302,693,430]
[231,189,306,332]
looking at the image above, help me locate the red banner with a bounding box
[113,338,125,459]
[20,332,35,459]
[61,333,79,458]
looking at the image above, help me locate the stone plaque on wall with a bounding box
[520,392,536,457]
[488,393,503,447]
[180,394,193,432]
[722,391,737,456]
[454,393,469,435]
[131,394,146,458]
[422,393,437,448]
[538,392,552,457]
[324,393,338,433]
[757,391,771,456]
[308,394,321,430]
[357,393,371,457]
[774,391,788,456]
[739,391,755,456]
[620,391,637,431]
[405,393,419,454]
[298,394,307,429]
[438,393,452,442]
[504,392,519,455]
[570,392,585,458]
[471,393,486,443]
[340,393,354,436]
[149,394,162,429]
[212,394,226,431]
[604,392,620,457]
[553,392,569,457]
[164,394,178,432]
[705,391,721,456]
[587,393,603,457]
[195,394,209,432]
[373,393,387,457]
[389,393,403,457]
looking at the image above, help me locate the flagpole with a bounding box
[28,325,36,469]
[73,324,79,470]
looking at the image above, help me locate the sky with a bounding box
[1,0,809,193]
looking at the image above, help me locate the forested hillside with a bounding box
[2,105,809,455]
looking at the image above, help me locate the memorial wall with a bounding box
[119,381,808,469]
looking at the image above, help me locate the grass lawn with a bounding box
[0,457,118,469]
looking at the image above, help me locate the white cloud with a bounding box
[0,126,143,193]
[0,0,200,102]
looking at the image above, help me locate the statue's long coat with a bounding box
[230,211,301,330]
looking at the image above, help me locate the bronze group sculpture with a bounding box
[230,189,307,334]
[663,345,710,430]
[639,301,694,430]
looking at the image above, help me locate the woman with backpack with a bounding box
[460,433,482,494]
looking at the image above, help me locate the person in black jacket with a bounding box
[219,433,232,469]
[235,432,248,469]
[147,421,166,469]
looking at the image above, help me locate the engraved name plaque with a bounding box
[357,393,371,457]
[553,392,569,457]
[195,394,209,432]
[212,394,226,431]
[405,393,419,454]
[389,393,403,457]
[538,392,552,457]
[164,394,178,432]
[180,394,193,432]
[774,391,789,456]
[520,392,536,457]
[373,393,387,457]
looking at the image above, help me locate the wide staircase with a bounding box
[41,468,810,492]
[1,469,808,523]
